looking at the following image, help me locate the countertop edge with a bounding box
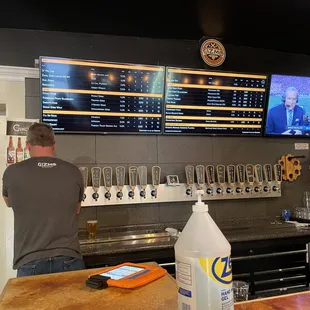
[81,229,310,257]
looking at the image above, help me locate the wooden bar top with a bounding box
[235,290,310,310]
[1,262,310,309]
[0,263,177,310]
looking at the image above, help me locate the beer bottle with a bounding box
[24,143,30,160]
[16,137,24,162]
[7,136,15,164]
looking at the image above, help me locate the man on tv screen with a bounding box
[266,86,305,135]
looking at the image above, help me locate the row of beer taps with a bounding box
[78,163,282,202]
[79,166,161,201]
[184,163,283,197]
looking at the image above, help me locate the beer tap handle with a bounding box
[103,167,113,200]
[151,166,161,198]
[216,165,225,194]
[263,164,272,184]
[226,165,235,194]
[272,164,282,192]
[254,164,263,185]
[91,167,101,201]
[195,165,205,190]
[79,167,88,201]
[236,164,245,194]
[185,165,195,196]
[263,164,272,193]
[245,164,255,185]
[138,166,147,198]
[206,165,215,186]
[128,166,138,199]
[227,165,235,185]
[273,164,282,183]
[116,166,125,199]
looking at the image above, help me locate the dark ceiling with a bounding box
[1,0,310,55]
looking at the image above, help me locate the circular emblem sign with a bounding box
[200,39,226,67]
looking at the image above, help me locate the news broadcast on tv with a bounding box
[265,74,310,136]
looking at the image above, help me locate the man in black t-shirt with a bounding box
[2,123,85,277]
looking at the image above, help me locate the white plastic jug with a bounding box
[174,190,234,310]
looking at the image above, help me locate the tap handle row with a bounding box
[79,163,283,190]
[185,164,282,186]
[79,165,163,200]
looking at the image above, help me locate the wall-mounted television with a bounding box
[40,57,165,134]
[264,74,310,137]
[163,67,268,136]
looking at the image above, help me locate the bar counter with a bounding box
[235,291,310,309]
[80,219,310,256]
[1,263,310,309]
[0,263,176,310]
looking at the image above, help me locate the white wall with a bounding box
[0,66,38,293]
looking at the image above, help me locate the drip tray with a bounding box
[80,231,171,245]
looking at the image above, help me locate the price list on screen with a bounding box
[40,57,165,134]
[164,67,268,135]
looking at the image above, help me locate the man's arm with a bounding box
[291,107,306,135]
[76,202,81,215]
[266,107,290,134]
[299,107,305,126]
[2,168,11,208]
[77,170,84,215]
[3,196,10,208]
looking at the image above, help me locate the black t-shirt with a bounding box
[2,156,84,269]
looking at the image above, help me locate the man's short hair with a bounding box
[26,123,55,147]
[282,86,299,103]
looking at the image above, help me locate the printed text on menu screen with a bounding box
[41,58,165,133]
[164,68,267,135]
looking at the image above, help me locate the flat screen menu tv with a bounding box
[164,67,268,135]
[40,57,165,134]
[264,74,310,136]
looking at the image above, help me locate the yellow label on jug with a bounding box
[176,254,234,310]
[198,256,232,286]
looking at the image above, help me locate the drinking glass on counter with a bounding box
[295,207,310,220]
[295,207,302,218]
[304,191,310,208]
[233,281,249,302]
[87,220,98,239]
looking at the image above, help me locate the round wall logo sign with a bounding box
[200,39,226,67]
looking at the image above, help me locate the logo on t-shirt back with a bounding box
[38,162,57,168]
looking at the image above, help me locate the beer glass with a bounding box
[304,191,310,208]
[233,281,249,302]
[87,220,98,239]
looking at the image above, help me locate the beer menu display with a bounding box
[40,57,165,134]
[164,67,268,135]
